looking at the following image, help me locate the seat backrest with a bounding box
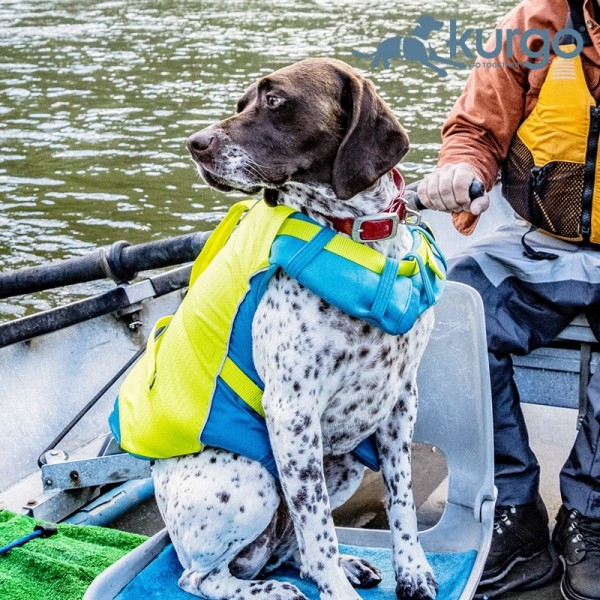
[414,281,495,519]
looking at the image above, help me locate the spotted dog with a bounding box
[152,58,437,600]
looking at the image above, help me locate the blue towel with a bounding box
[116,542,476,600]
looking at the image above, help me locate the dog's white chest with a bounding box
[252,272,432,456]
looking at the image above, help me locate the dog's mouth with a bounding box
[195,163,263,195]
[196,165,233,192]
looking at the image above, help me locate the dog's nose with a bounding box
[186,131,215,157]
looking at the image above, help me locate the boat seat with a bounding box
[513,314,599,428]
[84,281,496,600]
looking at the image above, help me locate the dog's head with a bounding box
[187,58,409,203]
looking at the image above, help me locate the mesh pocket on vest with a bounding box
[502,136,584,239]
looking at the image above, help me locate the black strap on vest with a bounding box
[521,227,560,261]
[522,169,559,260]
[561,0,593,46]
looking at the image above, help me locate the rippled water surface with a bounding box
[0,0,514,317]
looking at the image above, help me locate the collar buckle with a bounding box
[332,168,422,242]
[351,213,399,242]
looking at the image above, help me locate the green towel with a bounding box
[0,510,147,600]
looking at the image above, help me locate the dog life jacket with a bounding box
[502,45,600,244]
[109,199,446,477]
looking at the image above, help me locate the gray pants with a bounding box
[448,220,600,518]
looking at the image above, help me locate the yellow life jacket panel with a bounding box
[112,200,290,463]
[502,45,600,244]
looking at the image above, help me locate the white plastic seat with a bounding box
[337,281,496,599]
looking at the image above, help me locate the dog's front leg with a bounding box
[262,389,362,600]
[376,380,438,600]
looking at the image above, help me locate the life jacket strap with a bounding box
[277,217,445,280]
[284,227,337,280]
[370,257,400,325]
[220,357,265,417]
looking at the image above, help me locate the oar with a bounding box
[0,265,192,348]
[0,232,210,300]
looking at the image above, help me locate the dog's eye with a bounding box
[266,94,284,108]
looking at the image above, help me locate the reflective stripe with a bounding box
[220,357,265,418]
[278,219,444,279]
[278,219,388,273]
[416,230,445,280]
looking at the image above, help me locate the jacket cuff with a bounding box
[451,211,480,236]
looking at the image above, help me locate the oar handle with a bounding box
[404,180,485,211]
[0,232,209,300]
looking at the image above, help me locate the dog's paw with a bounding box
[340,554,382,588]
[244,581,309,600]
[395,567,438,599]
[262,582,308,600]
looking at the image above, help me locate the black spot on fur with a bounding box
[216,491,230,503]
[333,351,347,371]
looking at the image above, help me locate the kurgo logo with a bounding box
[352,14,584,76]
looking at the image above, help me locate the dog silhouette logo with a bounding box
[352,15,466,76]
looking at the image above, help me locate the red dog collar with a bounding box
[330,168,420,242]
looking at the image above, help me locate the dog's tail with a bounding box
[352,49,377,60]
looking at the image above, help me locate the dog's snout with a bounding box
[186,131,215,157]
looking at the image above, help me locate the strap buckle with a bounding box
[404,207,422,227]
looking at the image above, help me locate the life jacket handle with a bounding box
[146,314,174,388]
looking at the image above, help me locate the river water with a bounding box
[0,0,514,318]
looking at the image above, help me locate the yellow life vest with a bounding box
[502,45,600,245]
[109,199,446,473]
[112,200,293,461]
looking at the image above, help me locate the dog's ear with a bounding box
[332,75,409,200]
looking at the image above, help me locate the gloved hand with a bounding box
[417,163,489,235]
